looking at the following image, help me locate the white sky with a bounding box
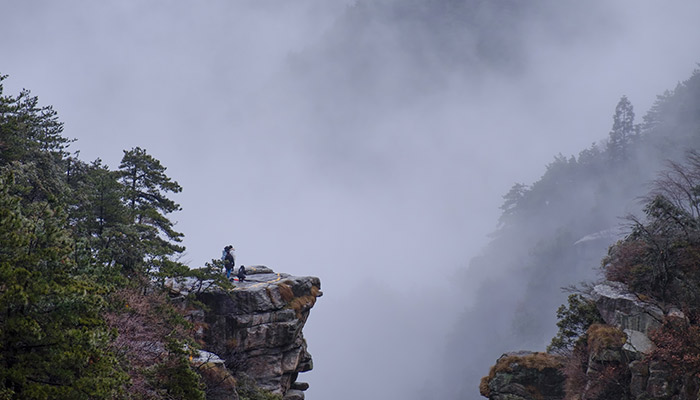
[2,1,699,399]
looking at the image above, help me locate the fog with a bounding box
[2,1,699,399]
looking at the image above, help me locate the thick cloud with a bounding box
[1,1,699,399]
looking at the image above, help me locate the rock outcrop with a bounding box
[480,282,696,400]
[480,351,565,400]
[168,266,321,400]
[591,282,663,355]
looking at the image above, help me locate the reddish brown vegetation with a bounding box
[603,240,649,285]
[562,344,589,400]
[104,286,198,398]
[650,318,700,379]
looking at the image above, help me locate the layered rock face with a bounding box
[480,282,695,400]
[169,266,321,400]
[590,282,662,354]
[479,351,565,400]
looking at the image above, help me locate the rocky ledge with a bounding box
[167,266,322,400]
[480,282,692,400]
[479,351,565,400]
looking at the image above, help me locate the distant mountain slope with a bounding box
[443,68,700,399]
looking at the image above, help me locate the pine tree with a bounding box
[498,182,528,227]
[67,159,130,272]
[0,75,71,203]
[607,95,638,164]
[117,147,184,275]
[0,74,207,399]
[0,173,127,399]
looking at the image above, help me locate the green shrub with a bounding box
[235,374,281,400]
[548,293,604,354]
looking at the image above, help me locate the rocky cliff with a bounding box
[480,282,698,400]
[479,351,565,400]
[167,266,322,400]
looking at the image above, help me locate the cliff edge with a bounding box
[167,266,322,400]
[480,282,695,400]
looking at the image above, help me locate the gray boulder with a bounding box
[480,351,565,400]
[185,270,322,397]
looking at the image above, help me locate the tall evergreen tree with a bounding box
[117,147,184,274]
[67,159,130,271]
[0,173,127,399]
[0,74,208,399]
[0,76,68,163]
[607,95,638,163]
[0,75,71,203]
[497,182,528,228]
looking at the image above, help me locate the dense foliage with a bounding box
[460,68,700,397]
[532,70,700,399]
[600,150,700,384]
[547,294,604,354]
[604,151,700,316]
[0,74,228,399]
[542,149,700,399]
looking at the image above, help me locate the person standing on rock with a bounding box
[222,245,235,280]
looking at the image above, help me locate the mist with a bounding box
[2,1,699,399]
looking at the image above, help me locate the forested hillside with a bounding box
[445,68,700,398]
[548,148,700,399]
[0,75,229,399]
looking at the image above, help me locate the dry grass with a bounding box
[587,324,626,354]
[198,362,237,393]
[277,283,295,302]
[479,375,491,397]
[480,352,563,398]
[289,295,317,319]
[492,352,563,374]
[274,283,321,318]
